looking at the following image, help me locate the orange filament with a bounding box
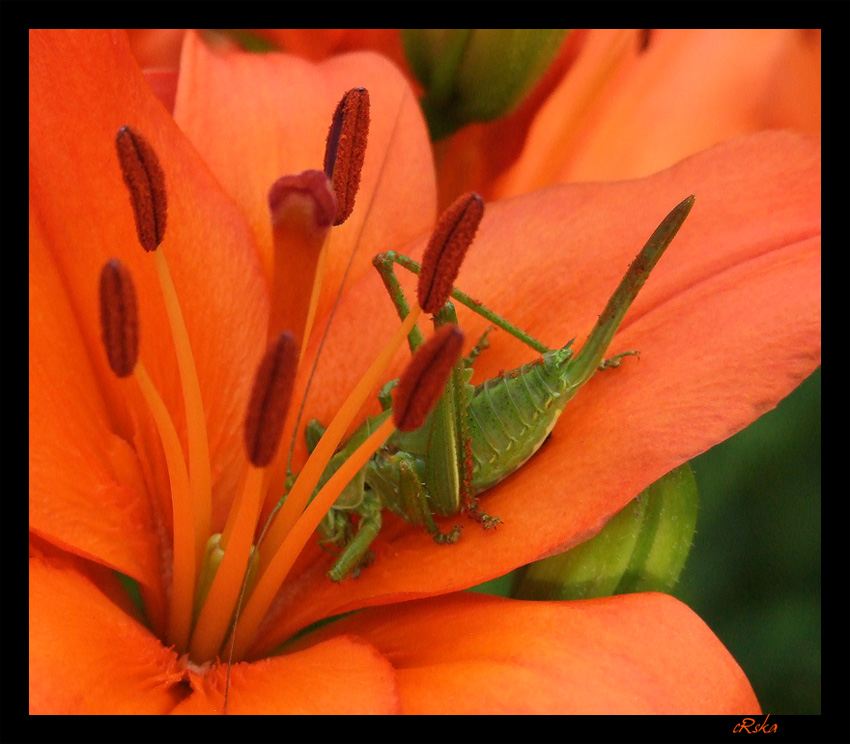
[132,362,195,652]
[324,88,370,226]
[417,192,484,313]
[111,123,215,654]
[259,307,421,571]
[191,331,300,660]
[115,126,168,252]
[224,307,421,659]
[393,324,465,431]
[151,248,212,573]
[97,258,195,651]
[229,414,397,661]
[189,464,266,661]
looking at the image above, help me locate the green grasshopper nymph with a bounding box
[298,192,696,582]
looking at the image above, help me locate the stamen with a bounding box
[227,413,396,661]
[418,192,484,313]
[267,171,336,352]
[115,126,168,252]
[97,260,195,651]
[132,363,195,653]
[114,125,213,603]
[244,333,299,468]
[228,308,422,659]
[99,259,139,377]
[190,334,297,661]
[323,88,370,226]
[393,324,465,431]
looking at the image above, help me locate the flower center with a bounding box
[100,92,478,665]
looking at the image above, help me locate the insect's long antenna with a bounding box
[568,195,695,386]
[284,89,409,482]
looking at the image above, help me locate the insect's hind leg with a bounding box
[373,251,552,355]
[372,252,426,354]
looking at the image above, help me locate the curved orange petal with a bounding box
[500,29,821,195]
[30,29,269,558]
[125,28,188,69]
[251,130,819,652]
[30,548,401,714]
[173,636,399,714]
[29,551,185,714]
[298,592,760,713]
[252,29,409,71]
[174,33,436,332]
[29,204,161,591]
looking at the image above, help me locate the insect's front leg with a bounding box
[370,450,462,544]
[326,491,382,582]
[598,350,640,370]
[317,507,353,552]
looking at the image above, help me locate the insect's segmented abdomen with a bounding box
[467,346,577,493]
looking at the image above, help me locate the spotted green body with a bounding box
[301,196,695,581]
[467,347,575,492]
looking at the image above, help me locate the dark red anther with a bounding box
[418,192,484,314]
[99,259,140,378]
[115,126,168,252]
[323,88,370,226]
[244,333,299,468]
[393,325,464,432]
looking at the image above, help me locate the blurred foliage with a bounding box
[677,367,821,714]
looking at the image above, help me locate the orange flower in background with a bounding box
[125,30,822,206]
[30,29,818,713]
[492,28,821,198]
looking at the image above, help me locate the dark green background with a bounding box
[678,367,821,714]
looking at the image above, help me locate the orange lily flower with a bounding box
[139,30,819,210]
[492,28,821,199]
[30,29,818,714]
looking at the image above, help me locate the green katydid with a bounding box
[294,193,695,582]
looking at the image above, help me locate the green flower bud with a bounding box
[513,464,699,601]
[402,29,568,139]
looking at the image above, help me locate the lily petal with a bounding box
[500,29,821,195]
[297,591,761,714]
[173,636,399,714]
[29,549,400,714]
[29,551,185,714]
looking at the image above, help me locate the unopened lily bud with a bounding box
[402,29,568,139]
[513,464,699,601]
